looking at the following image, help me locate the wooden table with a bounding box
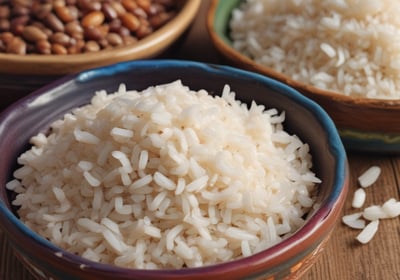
[1,1,400,279]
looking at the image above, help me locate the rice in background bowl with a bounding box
[229,0,400,99]
[0,60,348,280]
[207,0,400,153]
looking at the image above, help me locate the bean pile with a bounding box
[0,0,177,55]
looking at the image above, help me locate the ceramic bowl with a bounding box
[0,0,201,111]
[207,0,400,153]
[0,60,348,280]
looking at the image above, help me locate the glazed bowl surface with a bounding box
[0,0,201,111]
[207,0,400,153]
[0,59,348,280]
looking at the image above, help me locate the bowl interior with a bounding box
[207,0,400,153]
[0,60,347,279]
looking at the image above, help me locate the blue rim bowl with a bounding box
[0,59,348,280]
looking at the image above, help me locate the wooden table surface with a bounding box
[1,1,400,279]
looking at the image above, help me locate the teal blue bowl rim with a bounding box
[0,59,347,278]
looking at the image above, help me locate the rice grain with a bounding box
[356,220,379,244]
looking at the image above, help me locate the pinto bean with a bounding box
[81,11,105,27]
[22,25,48,42]
[6,36,26,54]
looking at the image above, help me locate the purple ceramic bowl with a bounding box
[0,60,348,280]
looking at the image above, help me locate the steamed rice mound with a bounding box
[7,80,320,269]
[230,0,400,99]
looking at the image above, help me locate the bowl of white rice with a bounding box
[207,0,400,153]
[0,59,348,279]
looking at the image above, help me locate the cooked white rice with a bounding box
[230,0,400,99]
[7,80,320,269]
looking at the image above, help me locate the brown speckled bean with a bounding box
[98,37,109,48]
[51,43,67,54]
[109,2,126,16]
[31,22,53,37]
[22,25,48,42]
[81,11,105,27]
[0,32,14,44]
[54,5,76,23]
[149,11,173,28]
[120,13,140,32]
[137,0,151,12]
[106,32,123,46]
[36,39,51,54]
[136,21,152,39]
[67,44,83,54]
[49,32,70,46]
[102,3,118,21]
[122,35,138,45]
[117,25,131,37]
[84,25,104,41]
[148,3,165,16]
[133,7,148,19]
[53,0,66,8]
[10,24,24,36]
[84,40,100,52]
[78,0,101,12]
[65,21,83,36]
[10,15,29,34]
[32,3,52,20]
[108,18,121,31]
[7,36,26,54]
[44,13,65,32]
[122,0,138,12]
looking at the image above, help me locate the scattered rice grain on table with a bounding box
[7,80,320,269]
[342,165,400,244]
[230,0,400,99]
[358,166,381,188]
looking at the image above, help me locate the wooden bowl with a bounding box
[0,0,201,111]
[0,60,348,280]
[207,0,400,153]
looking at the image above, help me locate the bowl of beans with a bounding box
[207,0,400,153]
[0,0,201,110]
[0,59,348,279]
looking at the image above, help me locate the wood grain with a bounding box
[304,154,400,280]
[1,2,400,279]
